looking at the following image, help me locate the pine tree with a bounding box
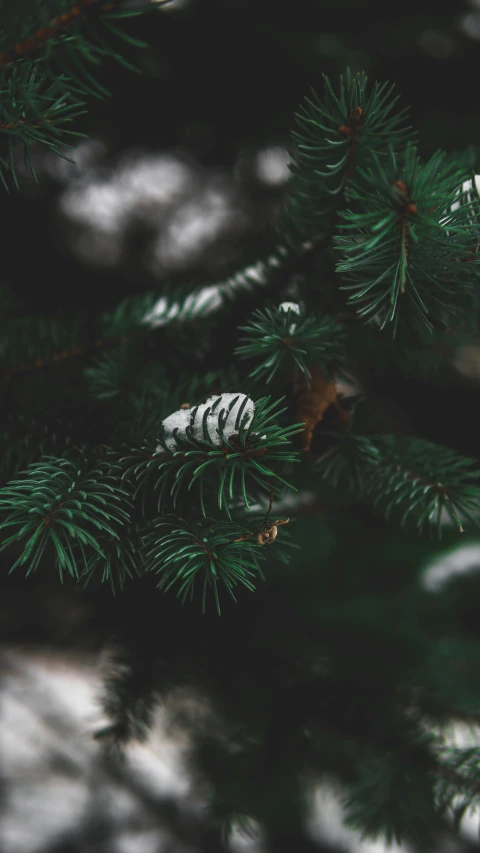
[3,1,480,850]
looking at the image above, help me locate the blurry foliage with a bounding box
[2,2,480,852]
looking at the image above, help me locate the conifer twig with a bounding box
[0,331,143,384]
[0,0,116,69]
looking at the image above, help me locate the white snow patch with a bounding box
[422,543,480,592]
[228,819,264,853]
[143,296,181,327]
[279,301,300,334]
[278,301,300,314]
[144,284,223,328]
[460,11,480,39]
[254,145,290,187]
[307,783,412,853]
[192,393,255,445]
[160,408,194,451]
[149,184,243,272]
[60,180,126,234]
[450,175,480,219]
[144,248,288,328]
[156,393,255,452]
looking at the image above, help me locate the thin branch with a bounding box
[339,105,363,185]
[0,330,144,384]
[0,117,51,131]
[0,0,116,70]
[234,482,290,545]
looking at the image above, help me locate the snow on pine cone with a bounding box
[451,174,480,226]
[157,393,256,452]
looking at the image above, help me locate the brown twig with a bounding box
[395,465,449,496]
[0,0,116,70]
[339,105,363,185]
[393,179,417,262]
[234,482,275,543]
[234,482,290,545]
[0,330,143,385]
[0,117,51,132]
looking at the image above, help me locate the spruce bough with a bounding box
[2,5,480,846]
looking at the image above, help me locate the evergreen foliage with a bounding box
[143,516,264,615]
[236,302,346,384]
[285,70,413,238]
[0,455,132,578]
[3,2,480,849]
[318,433,480,537]
[336,145,480,333]
[0,0,151,184]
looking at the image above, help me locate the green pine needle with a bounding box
[319,433,480,537]
[236,304,346,385]
[0,0,151,185]
[336,143,480,333]
[435,746,480,829]
[143,516,265,615]
[81,519,145,593]
[283,69,413,237]
[117,395,302,519]
[0,456,133,579]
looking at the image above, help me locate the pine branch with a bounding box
[115,393,302,518]
[316,433,382,490]
[0,0,149,72]
[0,65,86,188]
[283,70,413,240]
[435,747,480,833]
[318,433,480,537]
[81,518,145,592]
[0,455,133,579]
[143,516,265,615]
[0,0,111,70]
[0,0,151,184]
[3,51,480,851]
[94,645,159,748]
[85,344,168,403]
[0,287,202,384]
[236,302,346,386]
[365,436,480,537]
[343,748,440,847]
[0,412,76,480]
[1,248,295,384]
[336,144,480,333]
[0,312,99,383]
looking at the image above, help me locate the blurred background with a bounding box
[3,0,480,850]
